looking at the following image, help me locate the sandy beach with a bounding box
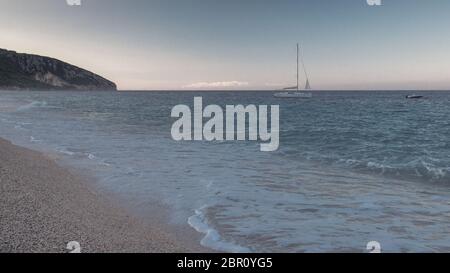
[0,137,200,253]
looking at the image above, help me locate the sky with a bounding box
[1,0,450,90]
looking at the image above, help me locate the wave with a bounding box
[54,147,112,168]
[340,157,449,184]
[296,151,450,184]
[188,206,251,253]
[17,101,48,111]
[30,136,41,143]
[56,148,76,156]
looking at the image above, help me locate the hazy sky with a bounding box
[1,0,450,90]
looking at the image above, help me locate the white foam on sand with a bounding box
[56,148,75,156]
[188,206,251,253]
[30,136,41,143]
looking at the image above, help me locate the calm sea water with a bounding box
[0,90,449,252]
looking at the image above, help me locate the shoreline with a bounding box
[0,137,207,253]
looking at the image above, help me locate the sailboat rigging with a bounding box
[274,43,312,98]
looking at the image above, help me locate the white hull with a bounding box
[406,95,424,99]
[274,92,312,98]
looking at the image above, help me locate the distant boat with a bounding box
[406,95,424,99]
[274,44,312,98]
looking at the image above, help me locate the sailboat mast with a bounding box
[297,43,299,91]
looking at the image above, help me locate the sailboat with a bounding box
[274,43,312,98]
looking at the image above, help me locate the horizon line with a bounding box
[116,89,450,92]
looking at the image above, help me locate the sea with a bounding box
[0,90,449,252]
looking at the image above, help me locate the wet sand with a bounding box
[0,137,202,253]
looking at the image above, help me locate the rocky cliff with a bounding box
[0,49,117,91]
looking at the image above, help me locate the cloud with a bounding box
[183,81,249,89]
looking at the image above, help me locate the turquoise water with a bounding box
[0,90,449,252]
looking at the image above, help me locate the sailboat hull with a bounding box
[274,92,312,98]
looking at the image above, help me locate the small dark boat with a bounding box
[406,95,424,99]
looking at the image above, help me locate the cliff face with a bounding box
[0,49,117,91]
